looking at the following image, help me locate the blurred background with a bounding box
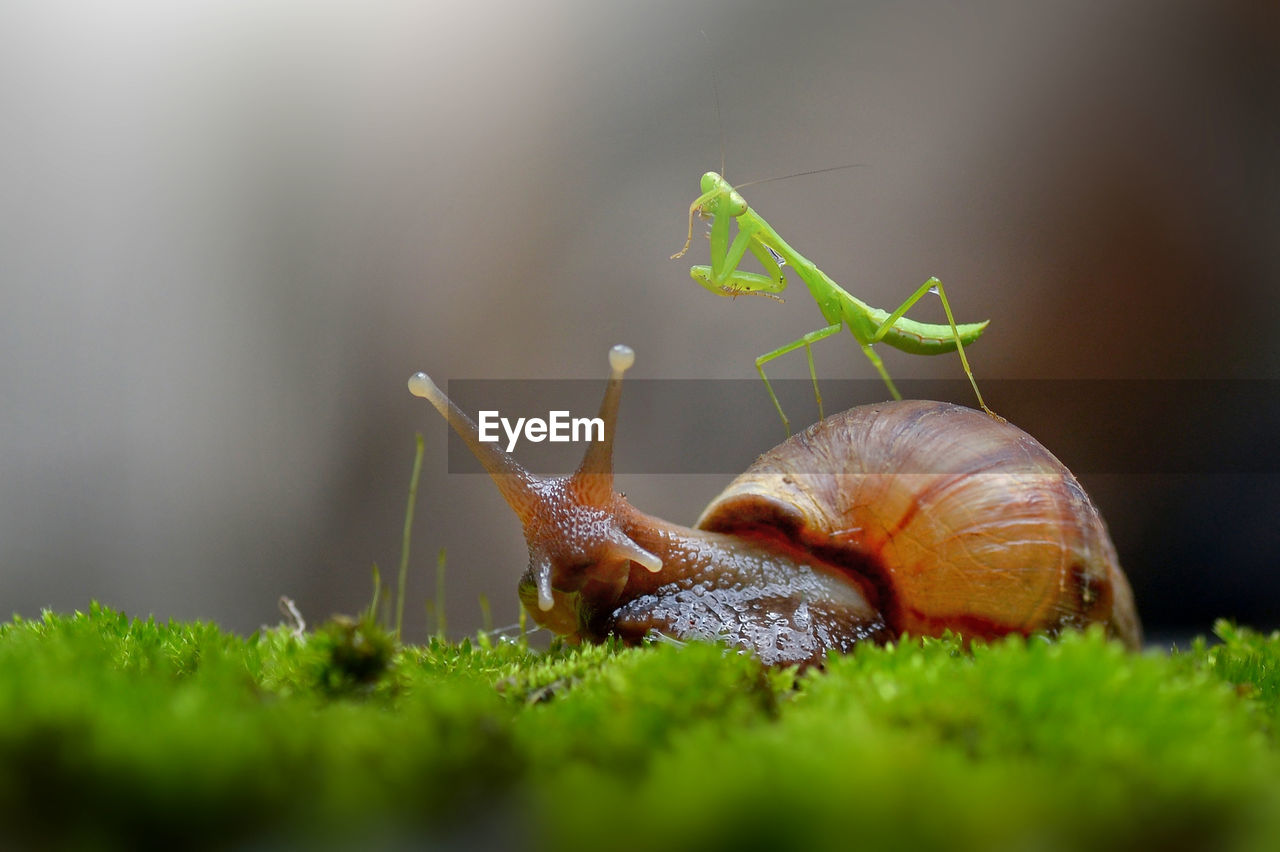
[2,0,1277,644]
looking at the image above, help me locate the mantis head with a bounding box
[672,172,749,261]
[699,171,747,216]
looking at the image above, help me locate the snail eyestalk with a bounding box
[574,344,635,506]
[574,345,662,573]
[407,370,540,521]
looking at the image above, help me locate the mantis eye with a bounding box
[724,188,748,217]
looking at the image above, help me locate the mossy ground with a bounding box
[1,604,1278,851]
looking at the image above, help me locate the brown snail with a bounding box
[409,345,1140,667]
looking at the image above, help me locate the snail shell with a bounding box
[698,400,1140,648]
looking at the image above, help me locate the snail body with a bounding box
[410,346,1139,667]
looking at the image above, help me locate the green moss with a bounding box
[0,605,1277,850]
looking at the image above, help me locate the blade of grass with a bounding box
[367,564,381,624]
[435,547,448,641]
[396,433,426,642]
[478,594,492,635]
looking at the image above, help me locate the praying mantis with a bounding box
[672,170,995,433]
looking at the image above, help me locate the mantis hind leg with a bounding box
[857,342,903,402]
[755,323,843,435]
[870,277,995,417]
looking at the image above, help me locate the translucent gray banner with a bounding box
[428,379,1280,475]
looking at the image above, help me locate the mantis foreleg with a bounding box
[691,223,787,299]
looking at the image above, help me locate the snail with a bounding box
[409,345,1140,667]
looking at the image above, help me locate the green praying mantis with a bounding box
[672,170,995,433]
